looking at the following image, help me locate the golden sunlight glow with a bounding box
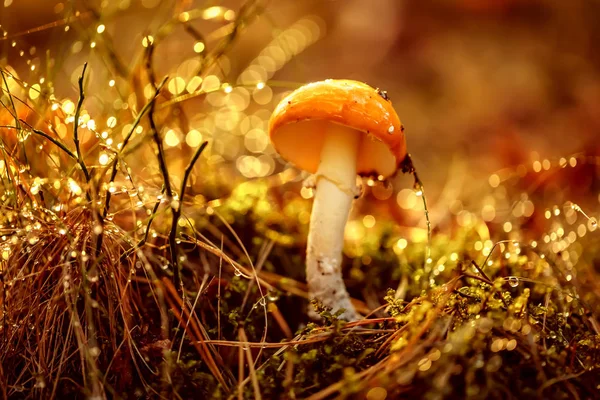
[61,99,75,115]
[202,6,224,20]
[164,129,181,147]
[185,130,203,147]
[193,41,205,53]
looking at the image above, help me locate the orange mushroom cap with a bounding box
[268,79,407,177]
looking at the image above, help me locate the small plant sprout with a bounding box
[268,79,407,320]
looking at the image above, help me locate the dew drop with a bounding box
[508,276,519,287]
[267,291,280,302]
[87,272,99,283]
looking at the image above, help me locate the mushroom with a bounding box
[268,79,407,320]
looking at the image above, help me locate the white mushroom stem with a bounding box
[306,123,361,321]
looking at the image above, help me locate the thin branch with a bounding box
[1,70,29,167]
[94,77,168,258]
[144,41,178,289]
[102,76,168,219]
[471,260,492,283]
[72,63,91,185]
[19,120,77,160]
[0,71,21,134]
[145,43,173,201]
[168,142,208,289]
[149,109,172,199]
[178,142,208,210]
[401,153,432,281]
[119,186,165,263]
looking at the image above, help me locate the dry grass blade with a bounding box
[0,208,141,398]
[158,278,231,392]
[238,327,262,400]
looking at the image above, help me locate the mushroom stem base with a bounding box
[306,124,361,321]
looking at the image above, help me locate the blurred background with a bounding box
[1,0,599,243]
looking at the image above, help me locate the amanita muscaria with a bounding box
[268,79,407,320]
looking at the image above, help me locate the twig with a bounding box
[480,240,519,270]
[0,70,28,167]
[96,77,168,258]
[119,186,165,263]
[168,142,209,290]
[102,76,168,219]
[178,142,208,216]
[19,120,77,160]
[145,43,173,201]
[462,272,493,286]
[144,41,182,287]
[471,260,492,283]
[0,71,21,132]
[72,63,91,185]
[401,154,432,271]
